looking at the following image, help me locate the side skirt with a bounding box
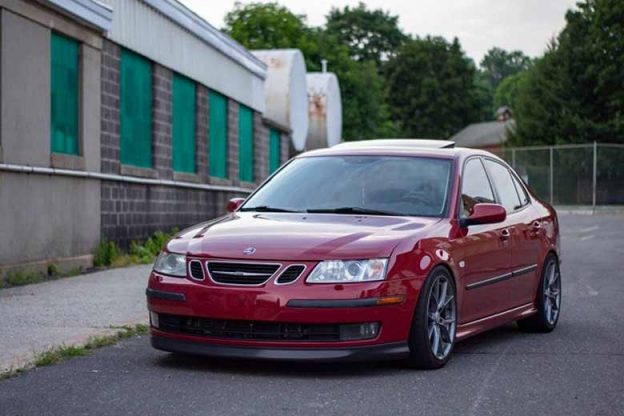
[455,302,537,341]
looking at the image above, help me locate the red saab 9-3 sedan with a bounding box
[147,139,561,369]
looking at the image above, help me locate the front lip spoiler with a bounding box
[151,335,410,362]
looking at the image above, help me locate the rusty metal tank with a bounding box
[252,49,309,151]
[306,72,342,149]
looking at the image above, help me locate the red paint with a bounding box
[147,146,559,358]
[226,197,245,213]
[463,203,506,225]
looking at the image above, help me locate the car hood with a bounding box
[167,212,441,261]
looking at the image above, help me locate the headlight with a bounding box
[153,252,186,277]
[306,259,388,283]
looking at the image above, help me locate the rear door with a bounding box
[456,157,514,323]
[483,159,539,307]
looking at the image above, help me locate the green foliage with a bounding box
[34,345,87,367]
[224,2,601,140]
[93,239,120,267]
[129,230,175,264]
[511,0,624,145]
[494,71,529,111]
[385,37,481,138]
[2,270,46,288]
[224,4,390,140]
[223,2,312,50]
[480,47,532,89]
[325,2,407,65]
[94,229,177,268]
[473,69,496,121]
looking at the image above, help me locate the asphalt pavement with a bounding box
[0,213,623,416]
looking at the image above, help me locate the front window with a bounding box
[241,156,453,217]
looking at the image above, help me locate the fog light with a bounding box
[150,311,159,329]
[339,322,379,341]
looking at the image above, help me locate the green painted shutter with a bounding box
[209,91,228,178]
[120,49,152,168]
[50,32,79,155]
[172,74,196,173]
[268,128,281,174]
[238,105,254,182]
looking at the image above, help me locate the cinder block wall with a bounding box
[99,40,289,248]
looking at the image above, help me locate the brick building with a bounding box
[0,0,296,274]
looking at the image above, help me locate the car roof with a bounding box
[299,139,495,161]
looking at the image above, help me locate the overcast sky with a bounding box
[178,0,578,63]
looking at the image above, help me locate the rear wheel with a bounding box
[406,267,457,369]
[518,253,561,332]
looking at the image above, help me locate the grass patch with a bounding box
[33,345,88,367]
[2,270,46,287]
[0,265,86,290]
[0,324,149,380]
[94,229,178,268]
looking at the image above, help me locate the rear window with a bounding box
[484,159,522,212]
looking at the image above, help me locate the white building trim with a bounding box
[143,0,266,79]
[46,0,113,31]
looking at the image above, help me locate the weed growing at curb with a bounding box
[0,266,86,290]
[94,229,178,268]
[0,324,149,381]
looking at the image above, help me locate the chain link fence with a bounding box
[501,143,624,207]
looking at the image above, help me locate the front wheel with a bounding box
[517,253,561,332]
[406,267,457,369]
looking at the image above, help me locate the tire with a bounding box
[406,266,457,369]
[517,253,561,333]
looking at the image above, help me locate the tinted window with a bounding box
[461,158,495,217]
[242,156,453,217]
[510,172,530,206]
[485,160,522,212]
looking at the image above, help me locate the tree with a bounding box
[473,68,495,121]
[223,2,389,140]
[511,0,624,145]
[493,70,529,111]
[385,37,481,138]
[480,47,532,89]
[223,2,312,50]
[325,2,407,65]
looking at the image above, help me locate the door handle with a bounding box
[500,228,511,240]
[531,220,542,230]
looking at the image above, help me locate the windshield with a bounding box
[241,155,453,217]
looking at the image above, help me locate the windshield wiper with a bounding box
[306,207,403,216]
[239,205,302,213]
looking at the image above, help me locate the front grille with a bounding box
[158,314,341,341]
[189,260,205,280]
[207,262,280,285]
[276,265,305,284]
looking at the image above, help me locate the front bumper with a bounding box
[151,334,409,362]
[147,268,421,352]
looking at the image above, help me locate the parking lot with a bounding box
[0,213,622,416]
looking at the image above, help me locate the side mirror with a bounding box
[460,203,506,227]
[226,197,245,213]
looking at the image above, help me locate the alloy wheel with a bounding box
[543,260,561,325]
[426,275,456,360]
